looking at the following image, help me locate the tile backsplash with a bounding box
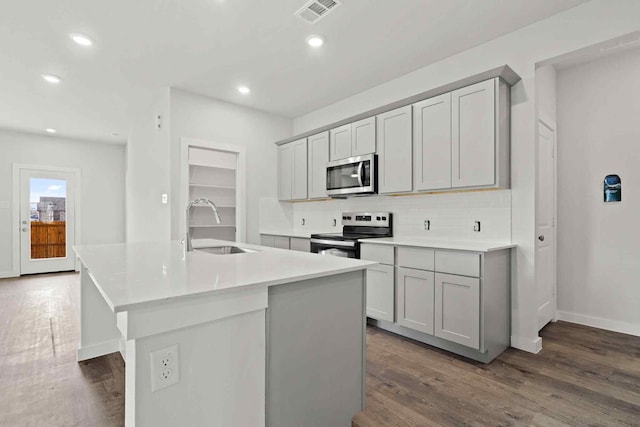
[273,190,512,242]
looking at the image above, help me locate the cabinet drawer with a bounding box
[289,238,310,252]
[360,244,394,265]
[260,235,275,247]
[434,251,480,277]
[273,236,290,250]
[397,247,435,270]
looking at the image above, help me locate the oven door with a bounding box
[326,154,376,197]
[310,238,358,259]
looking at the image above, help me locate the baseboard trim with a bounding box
[77,339,121,362]
[557,311,640,337]
[510,334,542,354]
[0,270,19,279]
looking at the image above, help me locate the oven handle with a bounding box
[310,239,356,248]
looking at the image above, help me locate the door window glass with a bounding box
[29,178,67,259]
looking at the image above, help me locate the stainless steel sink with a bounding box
[195,246,257,255]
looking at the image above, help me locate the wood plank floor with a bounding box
[1,273,639,426]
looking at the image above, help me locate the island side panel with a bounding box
[266,270,365,427]
[77,265,122,361]
[131,308,266,427]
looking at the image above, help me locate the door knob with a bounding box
[538,235,545,242]
[21,227,27,232]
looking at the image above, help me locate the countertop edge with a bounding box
[110,261,377,312]
[74,245,377,313]
[358,238,517,252]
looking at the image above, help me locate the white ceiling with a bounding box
[0,0,587,144]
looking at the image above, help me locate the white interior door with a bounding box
[536,120,557,330]
[20,169,76,274]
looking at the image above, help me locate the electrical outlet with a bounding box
[161,194,168,204]
[150,344,179,392]
[473,221,481,232]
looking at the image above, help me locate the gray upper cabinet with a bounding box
[307,131,329,199]
[413,93,452,191]
[291,139,308,200]
[278,138,307,201]
[278,143,293,201]
[329,124,352,161]
[351,116,376,157]
[377,105,413,194]
[451,78,510,189]
[329,117,376,161]
[277,73,513,199]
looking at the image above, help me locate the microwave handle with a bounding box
[357,162,364,187]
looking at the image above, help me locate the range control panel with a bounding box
[342,212,391,227]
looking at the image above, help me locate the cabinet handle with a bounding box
[538,235,545,242]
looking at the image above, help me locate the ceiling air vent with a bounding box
[295,0,342,24]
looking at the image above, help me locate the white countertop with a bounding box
[74,239,375,313]
[260,229,337,239]
[358,237,516,252]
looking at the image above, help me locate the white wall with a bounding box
[556,47,640,336]
[126,89,172,243]
[169,89,292,245]
[292,0,640,352]
[0,130,126,277]
[536,65,557,125]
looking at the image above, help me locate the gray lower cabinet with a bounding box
[267,271,365,427]
[365,264,394,322]
[260,234,310,252]
[361,242,510,363]
[434,273,480,349]
[289,237,311,252]
[396,267,434,335]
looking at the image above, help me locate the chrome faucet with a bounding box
[185,198,222,252]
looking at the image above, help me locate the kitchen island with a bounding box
[74,239,375,427]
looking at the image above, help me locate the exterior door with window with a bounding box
[20,169,76,274]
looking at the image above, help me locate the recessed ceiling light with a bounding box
[42,74,62,84]
[237,86,250,95]
[306,35,325,48]
[70,33,93,47]
[45,128,57,134]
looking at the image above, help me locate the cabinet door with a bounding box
[366,264,394,322]
[329,124,352,161]
[351,116,376,156]
[434,273,480,349]
[451,79,496,188]
[377,105,413,194]
[289,237,310,252]
[273,236,290,249]
[307,132,329,199]
[260,235,275,247]
[413,94,452,191]
[278,143,293,201]
[291,138,308,200]
[396,267,434,334]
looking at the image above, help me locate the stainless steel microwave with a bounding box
[326,154,377,197]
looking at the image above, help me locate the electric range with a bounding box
[310,212,392,259]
